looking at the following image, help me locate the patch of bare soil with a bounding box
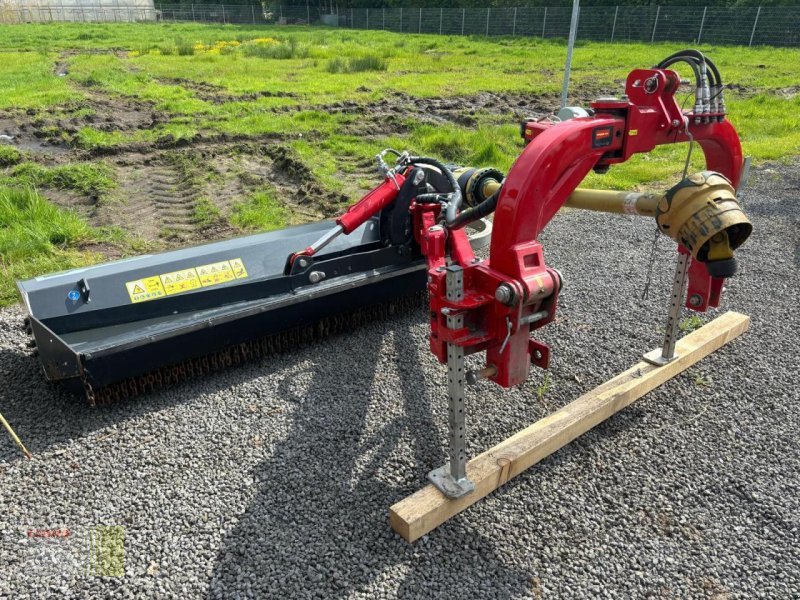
[271,91,554,134]
[83,140,347,247]
[0,115,73,162]
[3,74,586,255]
[104,158,202,241]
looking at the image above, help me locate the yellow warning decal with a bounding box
[126,276,166,304]
[628,129,638,136]
[125,258,248,304]
[160,268,202,295]
[196,260,235,287]
[229,258,248,279]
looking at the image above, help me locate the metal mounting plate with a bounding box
[428,465,476,499]
[642,348,679,366]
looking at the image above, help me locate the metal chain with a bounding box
[641,227,661,301]
[643,127,695,301]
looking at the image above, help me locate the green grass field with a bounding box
[0,22,798,305]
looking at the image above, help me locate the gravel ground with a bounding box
[1,161,798,599]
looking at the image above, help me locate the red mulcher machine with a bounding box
[20,51,751,502]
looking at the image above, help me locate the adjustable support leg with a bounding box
[644,251,690,366]
[428,266,475,498]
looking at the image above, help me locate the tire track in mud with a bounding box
[105,161,201,241]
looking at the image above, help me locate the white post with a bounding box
[461,8,465,35]
[418,7,421,34]
[610,6,618,42]
[560,0,580,110]
[485,7,490,36]
[651,5,660,43]
[698,6,707,43]
[542,7,547,38]
[439,7,442,34]
[749,6,761,47]
[221,4,225,24]
[512,7,517,36]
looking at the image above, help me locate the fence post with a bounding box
[486,7,490,36]
[561,0,580,109]
[461,8,465,35]
[252,5,256,24]
[399,7,402,32]
[383,8,385,30]
[439,7,442,34]
[651,5,660,43]
[698,6,707,43]
[512,7,517,36]
[610,6,618,42]
[749,6,761,47]
[418,7,421,34]
[221,4,225,24]
[350,8,353,28]
[366,8,368,29]
[307,3,310,25]
[542,7,547,38]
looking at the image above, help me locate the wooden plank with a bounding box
[390,311,750,542]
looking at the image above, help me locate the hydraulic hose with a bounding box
[665,49,721,87]
[657,54,706,117]
[449,189,500,229]
[407,156,463,227]
[657,50,719,87]
[655,49,724,117]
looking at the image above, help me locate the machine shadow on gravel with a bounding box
[208,318,532,598]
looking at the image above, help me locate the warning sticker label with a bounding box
[196,260,235,287]
[160,268,202,295]
[229,258,248,279]
[126,276,166,303]
[125,258,248,304]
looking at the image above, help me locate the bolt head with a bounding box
[495,283,516,306]
[298,258,309,268]
[689,293,703,307]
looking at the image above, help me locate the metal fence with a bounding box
[303,5,800,47]
[0,1,155,22]
[2,3,799,47]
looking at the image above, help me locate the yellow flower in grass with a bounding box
[252,37,278,45]
[128,50,140,57]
